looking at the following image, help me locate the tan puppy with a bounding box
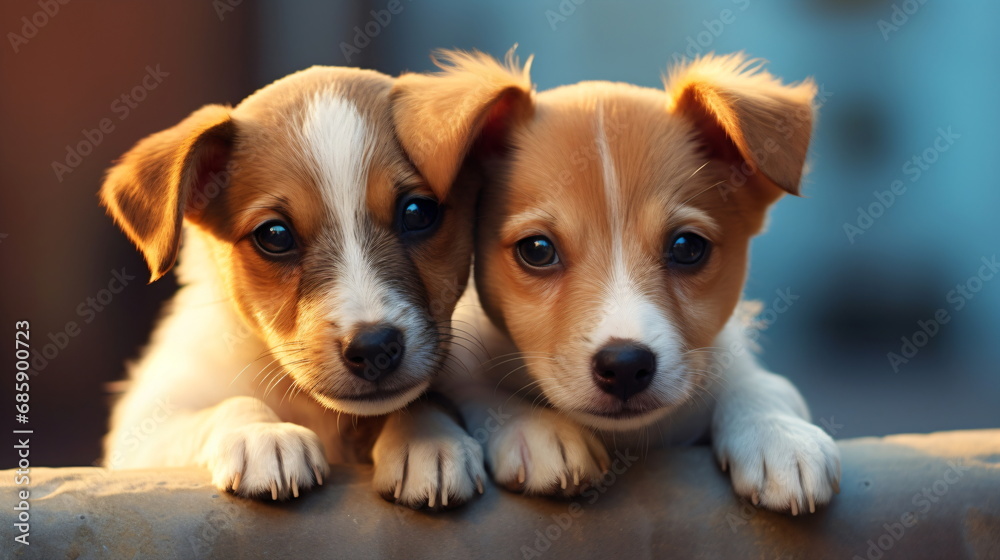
[426,51,840,514]
[100,64,522,507]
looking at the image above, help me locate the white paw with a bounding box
[486,408,610,496]
[204,422,329,500]
[372,405,486,509]
[714,414,841,515]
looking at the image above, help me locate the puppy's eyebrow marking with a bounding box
[392,165,424,195]
[668,205,721,238]
[246,192,292,214]
[507,209,557,230]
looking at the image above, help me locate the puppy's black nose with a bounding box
[592,342,656,402]
[342,324,405,382]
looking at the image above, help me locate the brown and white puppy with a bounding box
[100,65,521,507]
[433,52,840,514]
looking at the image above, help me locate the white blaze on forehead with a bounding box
[595,103,622,254]
[299,93,410,331]
[591,104,684,379]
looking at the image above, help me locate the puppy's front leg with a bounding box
[110,394,329,500]
[449,386,610,497]
[371,399,486,508]
[438,289,610,497]
[195,396,329,500]
[710,322,841,514]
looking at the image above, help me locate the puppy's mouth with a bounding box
[311,379,430,417]
[336,382,425,403]
[569,402,671,432]
[587,406,655,420]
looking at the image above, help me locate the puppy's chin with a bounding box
[568,406,672,432]
[310,380,430,417]
[546,366,698,432]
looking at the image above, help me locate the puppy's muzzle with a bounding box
[591,340,656,402]
[342,323,405,383]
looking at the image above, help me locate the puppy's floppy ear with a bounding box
[99,104,234,282]
[390,49,534,197]
[666,53,816,195]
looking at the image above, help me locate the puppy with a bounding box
[100,64,522,507]
[429,51,841,514]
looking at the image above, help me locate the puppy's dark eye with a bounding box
[667,232,709,266]
[253,220,296,255]
[399,196,440,234]
[517,236,559,268]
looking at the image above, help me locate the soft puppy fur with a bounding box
[429,51,840,514]
[100,64,521,506]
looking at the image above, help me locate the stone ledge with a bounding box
[3,430,999,559]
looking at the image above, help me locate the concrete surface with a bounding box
[2,430,999,559]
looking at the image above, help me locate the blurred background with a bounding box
[1,0,997,467]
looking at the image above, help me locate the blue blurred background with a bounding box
[2,0,996,466]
